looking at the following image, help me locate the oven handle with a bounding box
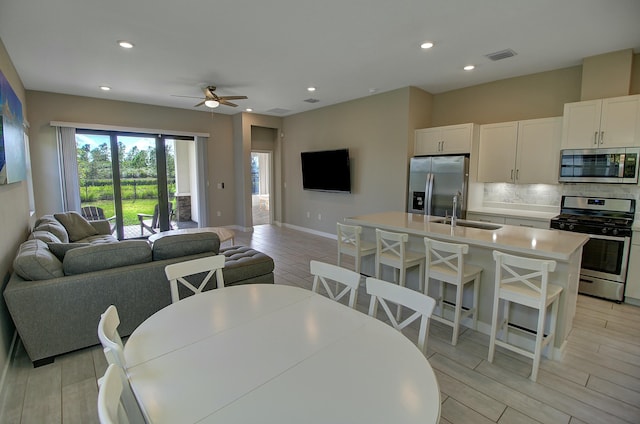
[587,233,629,242]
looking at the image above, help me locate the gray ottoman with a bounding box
[221,246,275,285]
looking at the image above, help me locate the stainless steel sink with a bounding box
[431,218,502,230]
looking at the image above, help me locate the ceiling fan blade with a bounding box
[219,100,238,107]
[219,96,248,101]
[172,94,205,99]
[194,100,206,107]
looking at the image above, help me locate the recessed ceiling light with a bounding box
[246,108,253,112]
[307,86,316,92]
[99,86,111,91]
[420,42,434,49]
[118,40,134,49]
[463,65,475,71]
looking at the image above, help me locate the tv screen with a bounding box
[301,148,351,193]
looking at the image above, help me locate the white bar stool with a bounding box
[337,223,376,274]
[488,250,562,382]
[424,237,482,346]
[375,228,425,320]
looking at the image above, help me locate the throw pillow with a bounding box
[13,239,64,281]
[33,218,70,243]
[29,230,63,244]
[54,211,99,242]
[152,232,220,261]
[63,240,152,275]
[47,242,91,261]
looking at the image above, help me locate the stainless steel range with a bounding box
[550,196,635,302]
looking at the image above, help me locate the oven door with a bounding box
[579,234,630,301]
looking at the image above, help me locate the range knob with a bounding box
[558,222,565,230]
[601,227,608,235]
[612,228,619,236]
[568,224,575,231]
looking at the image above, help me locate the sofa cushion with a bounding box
[54,212,99,242]
[47,242,91,261]
[77,234,118,244]
[220,246,275,284]
[13,240,64,281]
[63,240,152,275]
[152,232,220,261]
[33,216,69,243]
[29,230,63,244]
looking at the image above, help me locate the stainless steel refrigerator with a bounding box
[407,155,469,218]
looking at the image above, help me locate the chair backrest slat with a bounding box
[310,260,361,308]
[165,254,226,303]
[98,305,126,369]
[366,277,436,355]
[376,229,408,261]
[493,250,556,299]
[98,364,146,424]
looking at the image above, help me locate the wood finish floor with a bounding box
[1,224,639,423]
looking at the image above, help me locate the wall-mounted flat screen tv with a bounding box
[301,148,351,193]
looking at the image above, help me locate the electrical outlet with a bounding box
[217,211,221,217]
[318,213,321,220]
[306,212,310,218]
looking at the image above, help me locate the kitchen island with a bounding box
[346,211,589,358]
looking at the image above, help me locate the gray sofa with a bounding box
[4,213,274,366]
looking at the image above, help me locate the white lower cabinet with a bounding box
[625,233,640,301]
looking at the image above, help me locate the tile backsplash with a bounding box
[482,183,640,218]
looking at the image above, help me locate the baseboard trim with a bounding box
[282,223,335,240]
[0,330,18,414]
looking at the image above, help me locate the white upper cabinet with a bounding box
[477,117,562,184]
[414,123,477,155]
[561,94,640,149]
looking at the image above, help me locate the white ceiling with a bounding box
[1,0,639,117]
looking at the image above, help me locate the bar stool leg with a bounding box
[488,295,500,363]
[452,283,463,346]
[531,302,547,382]
[546,299,560,360]
[472,275,480,330]
[502,299,510,343]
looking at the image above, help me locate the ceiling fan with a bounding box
[175,85,248,108]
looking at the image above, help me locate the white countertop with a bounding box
[347,211,587,261]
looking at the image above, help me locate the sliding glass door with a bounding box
[75,130,177,239]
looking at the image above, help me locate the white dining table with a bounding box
[124,284,441,423]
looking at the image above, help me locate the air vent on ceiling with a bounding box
[266,108,291,115]
[304,98,320,103]
[485,49,517,61]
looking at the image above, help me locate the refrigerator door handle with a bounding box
[425,173,434,216]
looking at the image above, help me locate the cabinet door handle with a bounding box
[600,131,604,144]
[510,169,514,180]
[439,141,444,151]
[516,169,519,180]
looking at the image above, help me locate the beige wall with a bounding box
[25,91,237,226]
[282,87,414,234]
[407,87,433,156]
[0,38,30,387]
[431,66,583,126]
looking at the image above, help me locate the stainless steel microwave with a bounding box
[559,147,640,183]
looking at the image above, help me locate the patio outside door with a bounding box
[75,130,175,239]
[251,151,272,225]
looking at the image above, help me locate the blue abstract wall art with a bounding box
[0,69,26,184]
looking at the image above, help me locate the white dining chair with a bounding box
[424,237,482,345]
[97,363,146,424]
[366,277,436,355]
[97,305,126,369]
[488,250,562,382]
[164,254,226,303]
[375,228,425,319]
[310,260,361,309]
[336,223,376,274]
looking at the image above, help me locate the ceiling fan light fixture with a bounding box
[204,99,220,108]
